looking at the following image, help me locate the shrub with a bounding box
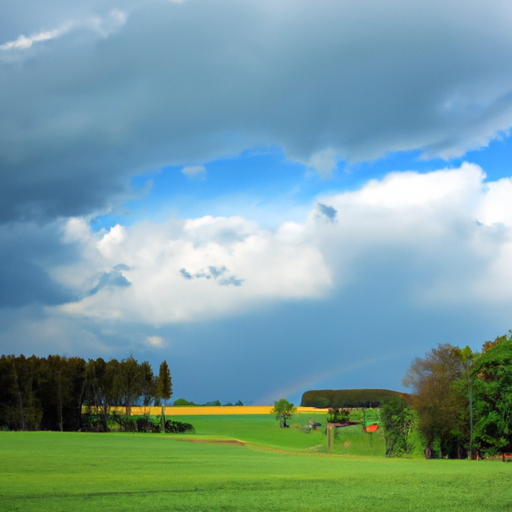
[165,420,195,434]
[173,398,196,406]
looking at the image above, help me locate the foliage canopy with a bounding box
[271,398,296,428]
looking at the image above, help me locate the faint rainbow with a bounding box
[255,350,414,405]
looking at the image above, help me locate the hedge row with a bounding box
[301,388,409,408]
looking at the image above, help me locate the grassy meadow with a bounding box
[1,412,511,511]
[174,412,386,456]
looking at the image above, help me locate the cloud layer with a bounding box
[2,0,512,221]
[44,164,511,325]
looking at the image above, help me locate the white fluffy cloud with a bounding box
[56,214,331,323]
[44,164,512,327]
[310,163,512,307]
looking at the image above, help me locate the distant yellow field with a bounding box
[105,406,327,416]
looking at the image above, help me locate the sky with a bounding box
[2,0,512,405]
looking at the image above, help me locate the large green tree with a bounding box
[473,332,512,454]
[403,343,467,457]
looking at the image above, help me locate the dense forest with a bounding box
[0,355,173,432]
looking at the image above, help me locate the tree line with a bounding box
[381,331,512,458]
[0,354,172,432]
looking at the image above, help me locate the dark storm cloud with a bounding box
[0,256,74,307]
[0,221,77,307]
[2,0,512,221]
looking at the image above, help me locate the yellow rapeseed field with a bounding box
[106,405,327,415]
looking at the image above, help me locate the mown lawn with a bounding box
[1,418,511,511]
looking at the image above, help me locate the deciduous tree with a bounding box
[118,356,143,420]
[473,332,512,454]
[403,344,466,457]
[271,398,296,428]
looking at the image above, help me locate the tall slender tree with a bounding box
[157,361,172,403]
[156,360,172,432]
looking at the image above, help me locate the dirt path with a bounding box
[170,438,246,446]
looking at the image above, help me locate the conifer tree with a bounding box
[157,360,172,432]
[157,360,172,403]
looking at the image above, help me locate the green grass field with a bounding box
[174,412,386,456]
[1,413,511,511]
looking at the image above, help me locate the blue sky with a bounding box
[93,137,512,231]
[2,0,512,405]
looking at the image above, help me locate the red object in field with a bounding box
[362,423,379,433]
